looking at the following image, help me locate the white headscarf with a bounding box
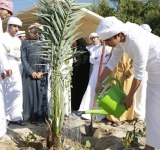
[96,16,125,40]
[89,32,98,39]
[7,17,22,27]
[28,23,43,33]
[140,24,152,33]
[15,31,26,37]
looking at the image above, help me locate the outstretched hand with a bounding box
[120,95,133,110]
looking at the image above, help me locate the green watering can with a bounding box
[75,77,127,118]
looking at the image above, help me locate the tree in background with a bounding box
[91,0,115,17]
[90,0,160,35]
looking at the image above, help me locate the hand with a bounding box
[33,23,41,28]
[6,47,10,53]
[6,69,12,77]
[120,95,133,110]
[73,57,77,63]
[14,47,20,51]
[37,72,43,79]
[95,80,101,94]
[1,73,6,80]
[124,70,132,79]
[31,72,37,79]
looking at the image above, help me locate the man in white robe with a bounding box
[0,0,13,33]
[0,0,13,139]
[1,17,25,126]
[0,44,12,138]
[79,32,112,121]
[95,16,160,150]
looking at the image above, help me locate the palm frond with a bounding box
[35,0,91,146]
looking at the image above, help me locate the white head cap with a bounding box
[140,24,152,32]
[15,31,26,37]
[89,32,98,39]
[28,23,43,33]
[7,17,22,27]
[96,16,125,40]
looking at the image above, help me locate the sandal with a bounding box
[106,121,112,125]
[11,120,26,126]
[64,116,69,120]
[111,121,124,127]
[30,121,37,124]
[136,119,144,124]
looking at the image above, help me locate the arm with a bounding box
[121,78,141,109]
[7,49,20,59]
[121,35,149,109]
[3,44,21,59]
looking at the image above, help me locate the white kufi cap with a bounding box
[96,16,125,40]
[89,32,98,39]
[140,24,152,33]
[7,17,22,27]
[15,31,26,37]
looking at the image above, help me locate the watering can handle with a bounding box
[95,77,123,101]
[101,77,123,89]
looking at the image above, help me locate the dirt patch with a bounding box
[0,119,146,150]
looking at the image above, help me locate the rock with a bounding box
[93,128,101,138]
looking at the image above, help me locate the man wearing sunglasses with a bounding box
[21,23,50,125]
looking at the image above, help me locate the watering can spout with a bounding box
[85,109,109,115]
[74,109,109,116]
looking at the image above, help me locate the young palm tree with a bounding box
[34,0,90,148]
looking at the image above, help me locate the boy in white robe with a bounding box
[1,17,25,126]
[96,16,160,150]
[15,30,26,42]
[15,30,26,74]
[0,0,13,139]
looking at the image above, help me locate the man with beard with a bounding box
[21,23,50,124]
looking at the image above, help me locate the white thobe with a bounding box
[0,44,11,137]
[1,32,23,122]
[106,22,160,148]
[79,44,112,121]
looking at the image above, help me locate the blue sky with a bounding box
[12,0,92,14]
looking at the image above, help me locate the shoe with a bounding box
[30,120,37,124]
[11,120,26,126]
